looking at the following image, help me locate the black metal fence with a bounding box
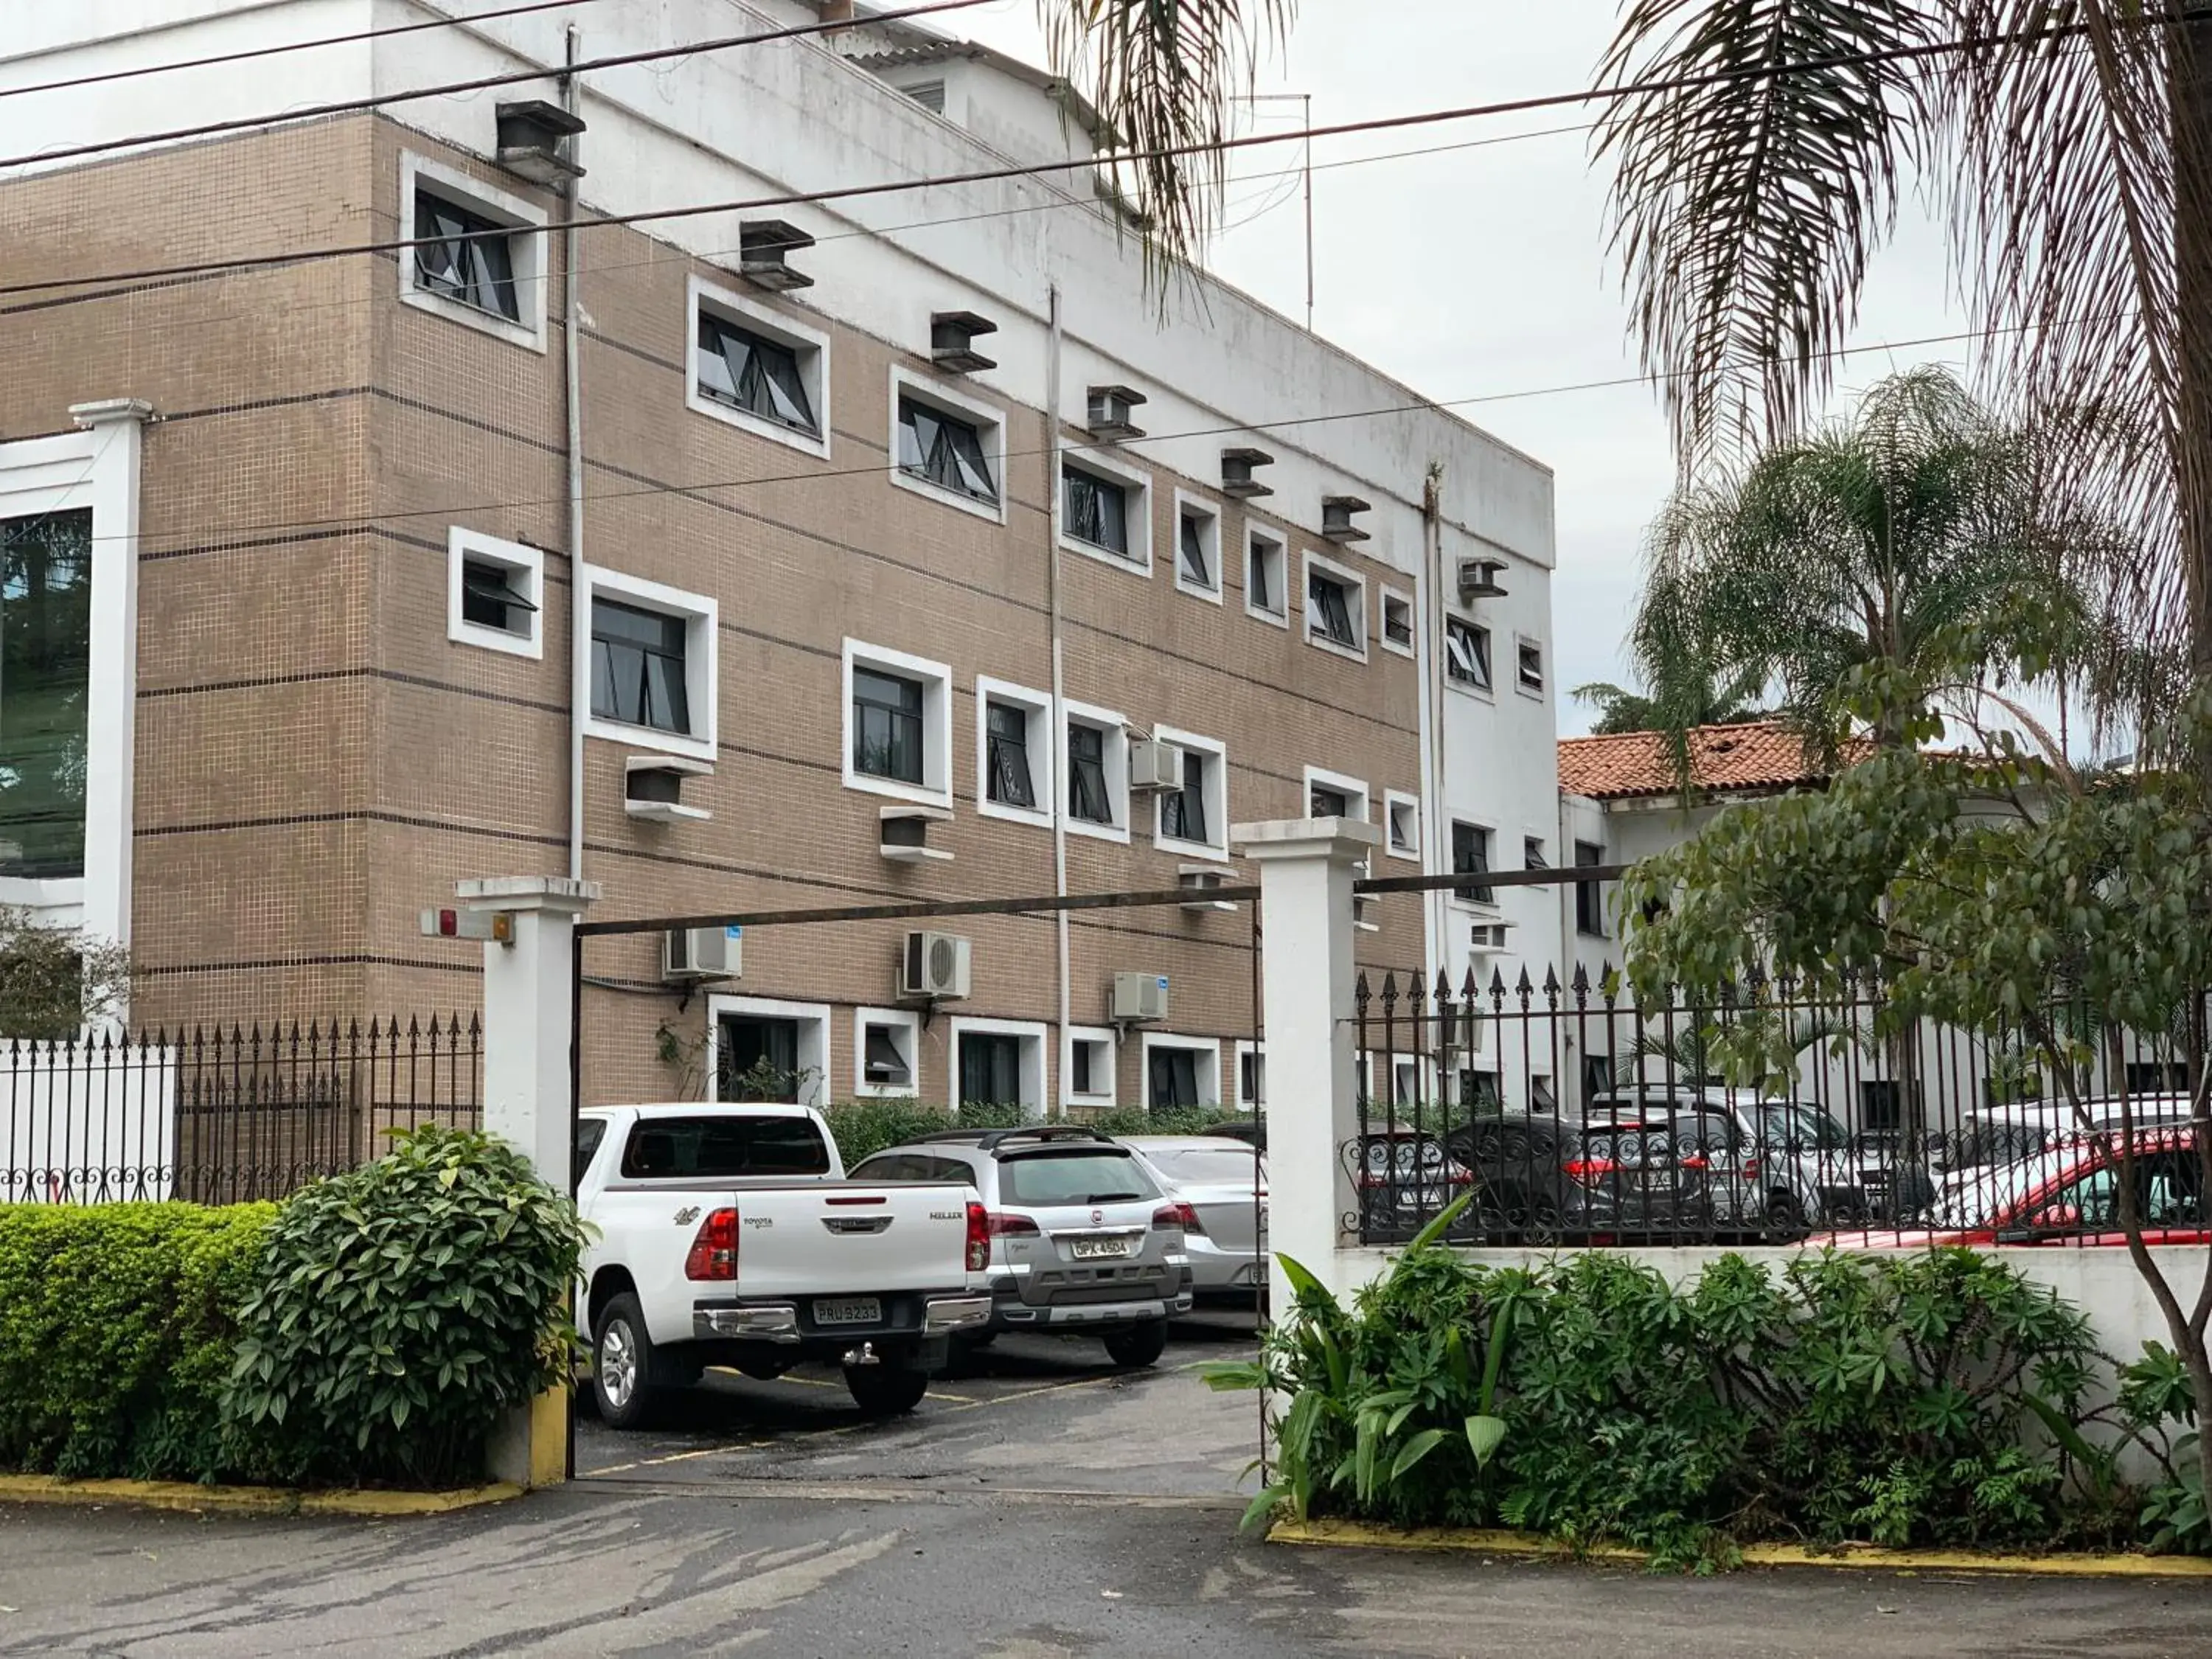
[2,1015,481,1206]
[1351,964,2206,1251]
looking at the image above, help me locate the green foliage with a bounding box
[2121,1345,2207,1555]
[224,1127,588,1486]
[1085,1104,1244,1138]
[0,905,132,1039]
[0,1203,274,1481]
[1214,1242,2128,1566]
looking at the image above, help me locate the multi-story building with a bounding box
[0,0,1558,1113]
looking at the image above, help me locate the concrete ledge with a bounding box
[1269,1516,2212,1578]
[0,1474,524,1518]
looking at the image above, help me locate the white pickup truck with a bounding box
[574,1103,990,1427]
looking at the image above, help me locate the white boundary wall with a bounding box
[1,1039,177,1202]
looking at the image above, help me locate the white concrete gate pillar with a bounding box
[1233,818,1377,1310]
[459,874,599,1487]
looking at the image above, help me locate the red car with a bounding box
[1818,1127,2209,1248]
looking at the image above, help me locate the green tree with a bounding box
[1573,667,1768,735]
[1594,1,2212,735]
[1618,623,2212,1524]
[0,907,129,1040]
[1625,367,2110,770]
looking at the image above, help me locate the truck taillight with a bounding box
[684,1207,740,1281]
[1152,1201,1204,1237]
[987,1211,1040,1237]
[966,1200,990,1271]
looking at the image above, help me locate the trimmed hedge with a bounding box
[0,1127,587,1489]
[0,1202,276,1481]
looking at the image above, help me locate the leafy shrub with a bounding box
[0,1203,274,1481]
[224,1127,587,1487]
[2122,1343,2207,1554]
[1214,1234,2131,1566]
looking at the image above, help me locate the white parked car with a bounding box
[1120,1135,1267,1296]
[574,1104,991,1428]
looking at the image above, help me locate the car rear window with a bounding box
[620,1114,832,1180]
[1146,1147,1261,1186]
[998,1148,1159,1207]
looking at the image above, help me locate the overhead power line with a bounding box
[54,313,2034,552]
[0,1,606,103]
[0,0,1004,173]
[0,13,2159,304]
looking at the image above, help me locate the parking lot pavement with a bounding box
[574,1304,1267,1499]
[6,1483,2212,1658]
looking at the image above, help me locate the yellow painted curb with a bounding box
[1268,1516,2212,1579]
[0,1474,524,1518]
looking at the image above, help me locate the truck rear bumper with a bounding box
[694,1293,991,1343]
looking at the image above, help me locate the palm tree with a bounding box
[1037,2,1295,275]
[1574,667,1768,734]
[1593,1,2212,723]
[1625,366,2107,765]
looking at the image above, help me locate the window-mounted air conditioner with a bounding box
[1456,557,1509,600]
[739,219,815,291]
[664,925,741,982]
[1110,972,1169,1024]
[1127,737,1186,794]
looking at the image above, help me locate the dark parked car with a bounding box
[1444,1112,1582,1242]
[1349,1129,1481,1244]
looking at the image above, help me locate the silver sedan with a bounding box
[1121,1135,1267,1296]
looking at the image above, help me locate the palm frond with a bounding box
[1040,0,1295,280]
[1593,1,1942,466]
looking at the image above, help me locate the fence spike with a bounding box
[1379,970,1399,1011]
[1488,966,1508,1000]
[1543,965,1561,1006]
[1354,971,1371,1012]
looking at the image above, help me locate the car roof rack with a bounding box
[918,1125,1116,1152]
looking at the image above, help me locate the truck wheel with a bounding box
[1102,1321,1169,1370]
[844,1363,929,1418]
[593,1293,664,1430]
[1763,1193,1809,1244]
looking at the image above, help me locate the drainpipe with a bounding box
[1422,465,1448,990]
[1047,282,1071,1115]
[562,26,587,881]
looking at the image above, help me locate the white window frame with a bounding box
[1244,524,1290,627]
[1172,491,1224,603]
[1450,816,1500,914]
[1233,1040,1266,1114]
[1064,1024,1118,1110]
[1383,788,1422,864]
[946,1016,1048,1120]
[843,639,954,810]
[1444,613,1495,699]
[446,526,543,660]
[1150,723,1229,862]
[0,406,147,956]
[974,675,1054,829]
[397,151,549,353]
[1057,445,1153,574]
[1378,585,1416,658]
[852,1005,922,1100]
[1303,765,1370,826]
[685,275,832,460]
[1302,548,1368,662]
[1514,633,1548,700]
[706,993,832,1108]
[1142,1032,1222,1111]
[581,565,719,764]
[1060,697,1131,845]
[889,367,1007,525]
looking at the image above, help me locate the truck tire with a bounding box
[593,1292,664,1430]
[844,1363,929,1418]
[1102,1320,1169,1370]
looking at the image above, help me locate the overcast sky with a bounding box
[953,1,1969,736]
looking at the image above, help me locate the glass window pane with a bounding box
[1180,514,1211,585]
[0,510,92,878]
[644,651,689,734]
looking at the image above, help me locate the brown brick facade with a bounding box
[1,114,1429,1110]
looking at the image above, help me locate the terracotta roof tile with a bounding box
[1557,722,1870,801]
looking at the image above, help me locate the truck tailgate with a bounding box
[734,1182,973,1301]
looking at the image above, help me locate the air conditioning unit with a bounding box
[930,310,998,373]
[1220,445,1276,498]
[1354,894,1381,933]
[1321,494,1373,544]
[900,931,973,1001]
[1110,971,1169,1024]
[739,219,815,291]
[1178,866,1237,914]
[1127,737,1186,794]
[1469,921,1515,953]
[664,925,741,981]
[1086,384,1147,441]
[1456,557,1509,600]
[494,99,585,186]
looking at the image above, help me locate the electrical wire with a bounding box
[0,0,1004,173]
[0,11,2160,303]
[55,314,2034,552]
[0,1,608,103]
